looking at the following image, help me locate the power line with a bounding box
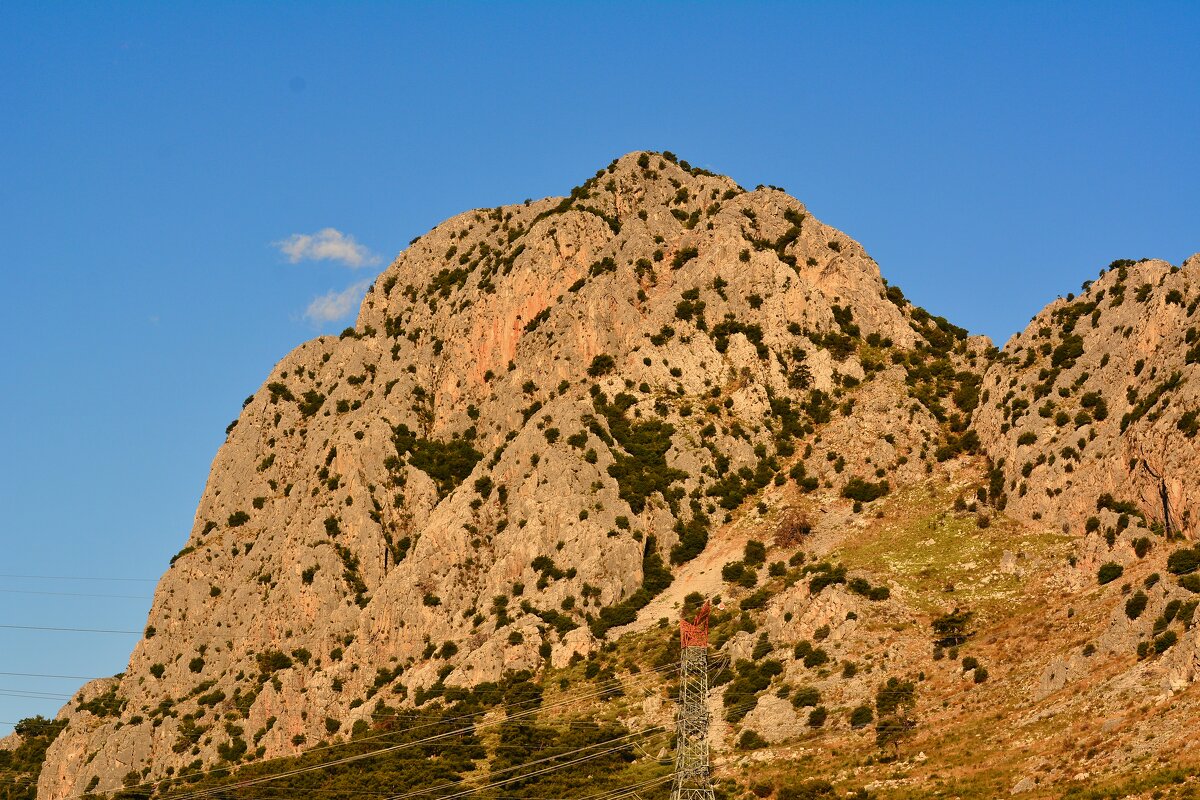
[381,732,669,800]
[167,664,675,754]
[169,727,667,800]
[0,623,140,634]
[0,573,155,583]
[0,670,94,680]
[0,588,151,600]
[0,687,73,699]
[368,660,681,721]
[167,774,677,799]
[25,645,689,800]
[76,666,679,800]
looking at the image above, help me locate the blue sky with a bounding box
[1,2,1197,734]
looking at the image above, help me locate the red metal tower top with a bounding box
[679,601,711,647]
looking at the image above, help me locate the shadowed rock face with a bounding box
[34,152,1200,799]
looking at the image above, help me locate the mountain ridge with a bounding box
[9,152,1200,800]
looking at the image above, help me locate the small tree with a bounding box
[875,677,916,755]
[931,608,974,647]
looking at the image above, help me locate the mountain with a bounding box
[11,153,1200,800]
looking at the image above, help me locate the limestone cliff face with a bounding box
[976,255,1200,547]
[40,153,980,798]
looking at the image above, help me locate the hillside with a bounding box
[9,153,1200,800]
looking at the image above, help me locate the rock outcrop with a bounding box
[975,255,1200,571]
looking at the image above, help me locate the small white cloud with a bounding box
[304,279,372,324]
[275,228,379,268]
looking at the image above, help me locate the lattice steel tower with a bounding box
[671,601,714,800]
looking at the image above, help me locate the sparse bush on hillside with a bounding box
[256,650,293,677]
[1167,547,1200,576]
[723,659,784,723]
[737,730,768,750]
[593,392,686,515]
[931,609,974,647]
[1125,591,1148,620]
[671,247,699,269]
[791,686,820,708]
[841,478,889,503]
[587,354,616,377]
[849,705,873,728]
[392,423,483,499]
[1097,562,1124,585]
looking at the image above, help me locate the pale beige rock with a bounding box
[741,694,806,744]
[976,255,1200,538]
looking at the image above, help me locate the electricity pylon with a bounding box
[671,601,714,800]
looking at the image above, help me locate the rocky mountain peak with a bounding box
[28,153,1200,800]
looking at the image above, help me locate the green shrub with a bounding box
[256,650,293,676]
[228,511,250,527]
[1125,591,1148,620]
[791,686,820,708]
[737,730,768,750]
[841,478,889,503]
[723,659,784,722]
[803,648,829,669]
[672,247,699,269]
[1051,334,1084,368]
[849,705,873,728]
[594,393,686,515]
[587,354,616,377]
[0,715,68,794]
[777,780,835,800]
[392,424,483,499]
[297,390,326,417]
[75,685,125,718]
[1167,547,1200,575]
[1154,630,1178,654]
[875,677,916,751]
[1097,562,1124,585]
[751,633,773,660]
